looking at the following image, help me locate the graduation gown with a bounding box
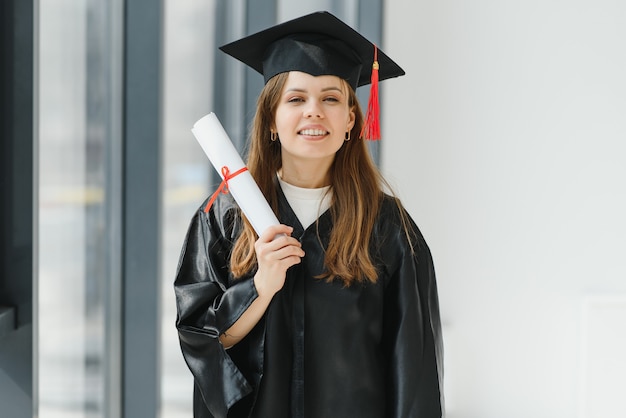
[174,186,444,418]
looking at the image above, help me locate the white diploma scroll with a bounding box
[191,112,280,237]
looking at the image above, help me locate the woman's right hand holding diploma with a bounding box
[254,224,304,298]
[219,224,303,348]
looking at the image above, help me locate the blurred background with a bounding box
[1,0,625,417]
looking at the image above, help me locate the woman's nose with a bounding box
[304,101,322,118]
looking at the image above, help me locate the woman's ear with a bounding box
[347,107,356,131]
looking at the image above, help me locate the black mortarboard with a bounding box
[219,11,405,140]
[219,11,405,90]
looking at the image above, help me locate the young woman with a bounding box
[175,11,444,418]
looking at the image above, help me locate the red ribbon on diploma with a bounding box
[204,166,249,213]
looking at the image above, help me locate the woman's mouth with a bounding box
[298,128,328,136]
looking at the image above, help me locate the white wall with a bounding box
[381,1,626,417]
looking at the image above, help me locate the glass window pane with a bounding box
[38,0,121,416]
[160,1,216,416]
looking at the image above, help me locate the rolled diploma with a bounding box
[191,112,280,237]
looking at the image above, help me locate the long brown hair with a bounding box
[230,72,389,286]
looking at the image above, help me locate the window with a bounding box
[37,0,122,416]
[160,0,216,415]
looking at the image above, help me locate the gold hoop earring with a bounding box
[271,131,278,142]
[345,131,351,141]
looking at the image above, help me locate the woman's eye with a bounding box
[287,97,304,103]
[324,96,340,103]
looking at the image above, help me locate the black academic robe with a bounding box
[174,186,444,418]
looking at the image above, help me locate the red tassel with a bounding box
[360,45,380,141]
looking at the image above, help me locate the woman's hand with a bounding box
[253,224,304,298]
[219,224,303,348]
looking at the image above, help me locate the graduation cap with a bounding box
[219,11,405,140]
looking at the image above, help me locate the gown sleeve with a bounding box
[174,198,258,418]
[381,202,445,417]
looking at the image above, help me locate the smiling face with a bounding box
[273,71,356,173]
